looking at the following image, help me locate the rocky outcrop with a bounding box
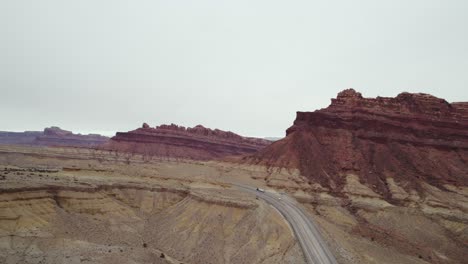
[248,89,468,197]
[103,123,271,160]
[34,127,109,147]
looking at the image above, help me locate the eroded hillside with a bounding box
[241,89,468,263]
[0,146,304,264]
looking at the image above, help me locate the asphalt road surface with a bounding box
[235,185,338,264]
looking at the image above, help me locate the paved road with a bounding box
[235,185,338,264]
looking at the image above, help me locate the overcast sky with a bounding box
[1,1,467,137]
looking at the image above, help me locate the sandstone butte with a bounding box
[103,123,272,160]
[247,89,468,200]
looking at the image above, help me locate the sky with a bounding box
[1,1,467,137]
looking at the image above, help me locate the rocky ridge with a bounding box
[103,123,271,160]
[248,89,468,198]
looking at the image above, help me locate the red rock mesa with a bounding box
[247,89,468,198]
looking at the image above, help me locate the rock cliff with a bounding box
[248,89,468,198]
[103,123,271,160]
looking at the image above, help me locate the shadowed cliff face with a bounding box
[103,124,272,160]
[248,89,468,197]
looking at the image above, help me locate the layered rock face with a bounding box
[249,89,468,197]
[33,127,109,147]
[103,123,271,159]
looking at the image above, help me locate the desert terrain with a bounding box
[1,90,467,264]
[0,145,305,264]
[3,1,468,263]
[0,144,466,264]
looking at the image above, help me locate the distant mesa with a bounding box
[34,126,109,147]
[102,123,272,160]
[247,88,468,197]
[43,126,73,137]
[0,131,43,145]
[0,126,109,147]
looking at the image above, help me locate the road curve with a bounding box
[234,185,338,264]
